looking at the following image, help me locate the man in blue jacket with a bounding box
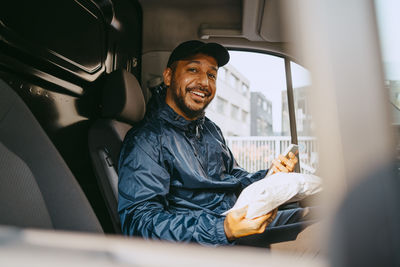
[118,40,307,246]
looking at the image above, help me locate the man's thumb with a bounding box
[233,205,248,218]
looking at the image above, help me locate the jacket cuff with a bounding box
[241,169,268,188]
[215,216,233,245]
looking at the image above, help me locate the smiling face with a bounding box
[163,53,218,120]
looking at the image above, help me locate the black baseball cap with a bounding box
[167,40,230,68]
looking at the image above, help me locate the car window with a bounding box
[375,0,400,124]
[290,61,318,174]
[206,50,317,174]
[374,0,400,161]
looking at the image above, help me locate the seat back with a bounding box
[88,69,146,233]
[0,79,103,233]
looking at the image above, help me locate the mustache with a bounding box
[186,86,210,96]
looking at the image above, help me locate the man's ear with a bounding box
[163,67,172,87]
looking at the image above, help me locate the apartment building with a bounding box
[206,64,251,136]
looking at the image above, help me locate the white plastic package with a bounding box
[222,172,322,219]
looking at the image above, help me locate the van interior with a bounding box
[0,0,399,266]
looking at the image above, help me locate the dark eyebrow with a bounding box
[187,60,201,65]
[186,60,218,72]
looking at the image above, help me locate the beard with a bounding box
[169,76,211,120]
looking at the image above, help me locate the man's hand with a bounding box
[270,152,298,174]
[224,206,278,241]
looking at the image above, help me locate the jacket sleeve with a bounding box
[229,152,268,189]
[209,121,268,189]
[118,140,230,246]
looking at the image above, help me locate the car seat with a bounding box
[0,79,103,233]
[88,69,146,233]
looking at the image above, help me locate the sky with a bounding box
[375,0,400,80]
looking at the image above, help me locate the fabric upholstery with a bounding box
[102,69,146,124]
[0,79,103,233]
[0,142,53,228]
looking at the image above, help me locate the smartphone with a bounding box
[266,144,299,176]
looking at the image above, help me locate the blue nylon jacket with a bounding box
[118,100,267,246]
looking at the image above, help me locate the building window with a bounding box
[256,117,262,134]
[262,101,267,111]
[241,83,249,95]
[216,96,227,114]
[231,104,239,120]
[266,121,272,134]
[229,73,239,88]
[218,67,226,81]
[241,110,248,123]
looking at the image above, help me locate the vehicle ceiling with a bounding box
[138,0,292,57]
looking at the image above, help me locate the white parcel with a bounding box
[223,172,322,219]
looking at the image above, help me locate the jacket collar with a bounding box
[158,102,205,133]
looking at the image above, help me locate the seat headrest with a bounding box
[102,69,146,124]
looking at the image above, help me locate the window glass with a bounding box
[262,101,267,111]
[207,51,289,172]
[375,0,400,161]
[218,67,226,81]
[241,83,249,95]
[231,104,239,120]
[241,110,248,123]
[216,96,227,114]
[375,0,400,125]
[229,73,238,88]
[290,61,317,174]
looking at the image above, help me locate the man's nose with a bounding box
[197,71,209,88]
